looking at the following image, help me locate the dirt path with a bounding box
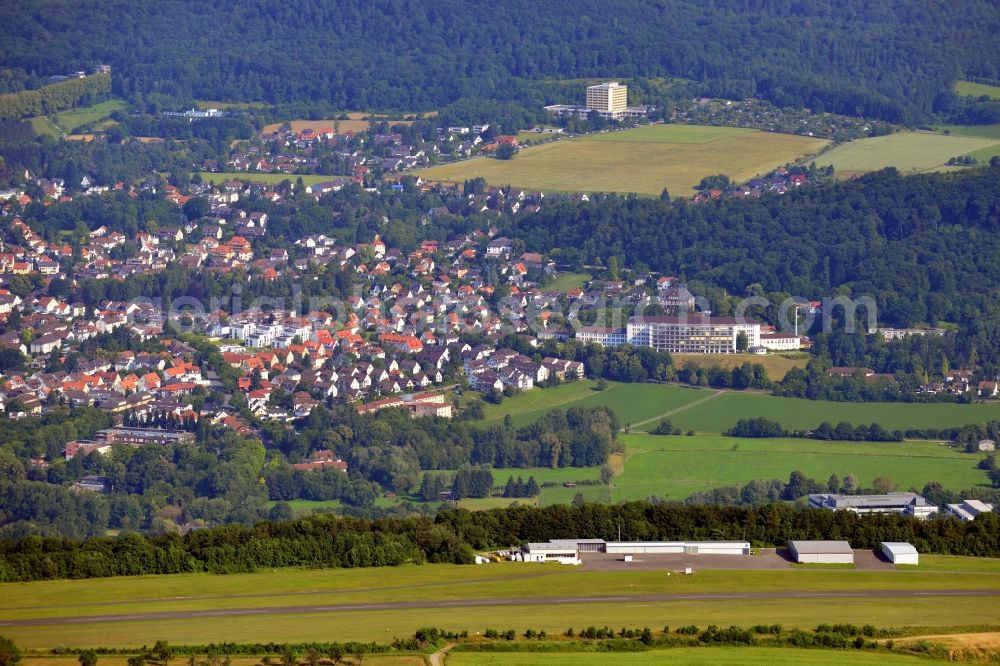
[626,389,725,431]
[427,644,454,666]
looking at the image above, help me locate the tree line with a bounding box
[2,501,998,582]
[0,73,111,121]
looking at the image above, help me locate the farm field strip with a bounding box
[815,131,1000,173]
[955,80,1000,99]
[612,434,990,501]
[414,124,828,195]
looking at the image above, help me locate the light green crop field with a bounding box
[666,390,1000,433]
[447,647,937,666]
[671,353,809,381]
[415,125,829,195]
[477,380,715,428]
[816,131,1000,174]
[3,564,999,648]
[192,172,333,186]
[955,80,1000,99]
[54,99,125,132]
[611,434,988,501]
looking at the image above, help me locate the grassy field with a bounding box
[3,563,999,649]
[193,172,334,186]
[447,648,937,666]
[415,125,829,195]
[28,116,59,137]
[816,131,1000,174]
[955,80,1000,99]
[262,118,373,134]
[611,434,989,501]
[477,381,716,429]
[476,381,1000,433]
[53,99,125,132]
[545,272,591,292]
[671,353,809,381]
[936,124,1000,140]
[666,390,1000,433]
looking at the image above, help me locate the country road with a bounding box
[2,588,996,628]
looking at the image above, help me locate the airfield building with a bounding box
[808,492,937,520]
[945,499,994,522]
[788,540,854,564]
[881,542,919,565]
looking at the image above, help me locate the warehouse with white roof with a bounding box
[880,542,919,565]
[788,540,854,564]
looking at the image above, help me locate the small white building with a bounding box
[946,499,995,522]
[604,541,750,555]
[788,540,854,564]
[881,542,918,565]
[521,541,581,565]
[759,333,802,351]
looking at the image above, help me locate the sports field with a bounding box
[816,131,1000,174]
[545,272,591,292]
[608,434,989,502]
[446,648,935,666]
[3,562,998,649]
[415,125,829,195]
[955,80,1000,99]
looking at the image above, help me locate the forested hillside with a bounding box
[510,166,1000,332]
[1,0,997,122]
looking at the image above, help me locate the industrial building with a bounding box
[519,539,751,563]
[945,499,995,522]
[881,542,919,565]
[808,492,937,520]
[788,540,855,564]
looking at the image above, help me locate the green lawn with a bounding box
[666,391,1000,433]
[612,434,988,501]
[415,124,828,195]
[936,124,1000,140]
[193,172,333,186]
[816,131,1000,174]
[478,381,716,429]
[54,99,125,133]
[4,564,999,649]
[671,353,809,381]
[955,80,1000,99]
[447,647,937,666]
[545,272,591,292]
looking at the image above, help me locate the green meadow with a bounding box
[816,130,1000,174]
[608,434,989,502]
[3,562,999,649]
[54,98,125,132]
[955,80,1000,99]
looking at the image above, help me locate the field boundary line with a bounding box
[627,389,725,430]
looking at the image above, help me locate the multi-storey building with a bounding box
[586,82,628,114]
[625,316,760,354]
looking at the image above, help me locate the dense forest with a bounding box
[1,1,998,122]
[510,166,1000,367]
[1,501,997,582]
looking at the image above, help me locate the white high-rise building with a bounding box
[586,82,628,114]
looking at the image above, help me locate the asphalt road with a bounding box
[2,589,997,627]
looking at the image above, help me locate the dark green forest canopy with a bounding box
[1,0,998,122]
[508,167,1000,329]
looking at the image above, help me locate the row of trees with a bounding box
[0,73,110,120]
[726,417,902,442]
[3,500,998,582]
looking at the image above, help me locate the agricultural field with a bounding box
[476,380,715,429]
[447,648,936,666]
[936,124,1000,140]
[955,80,1000,99]
[28,116,59,138]
[671,352,809,381]
[261,114,421,135]
[192,172,333,186]
[53,99,125,133]
[665,390,1000,433]
[415,125,829,196]
[816,131,1000,175]
[610,434,989,502]
[3,563,999,649]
